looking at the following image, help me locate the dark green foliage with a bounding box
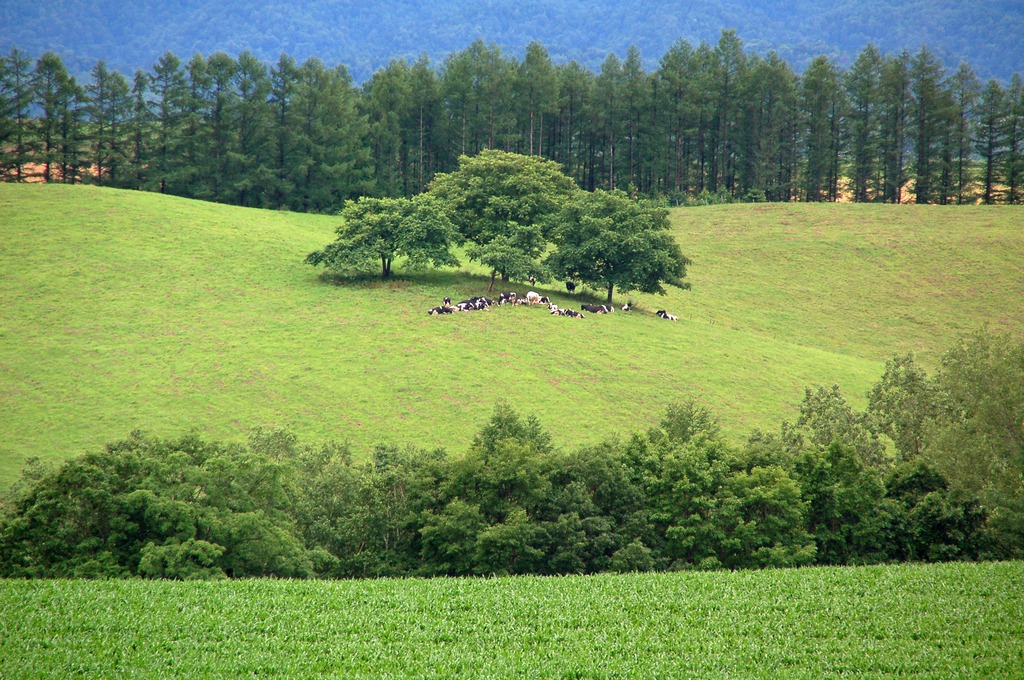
[927,330,1024,557]
[1,332,1020,579]
[5,31,1023,205]
[545,189,691,303]
[0,48,36,181]
[427,150,577,289]
[305,194,459,278]
[884,462,987,562]
[0,431,315,579]
[867,353,937,461]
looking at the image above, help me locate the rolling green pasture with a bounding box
[2,185,1022,486]
[2,561,1021,677]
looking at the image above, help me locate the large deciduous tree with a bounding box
[428,149,577,290]
[546,188,691,304]
[305,194,458,279]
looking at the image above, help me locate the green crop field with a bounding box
[1,561,1021,677]
[2,184,1022,486]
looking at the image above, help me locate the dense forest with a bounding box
[2,0,1022,83]
[3,33,1023,209]
[1,330,1021,579]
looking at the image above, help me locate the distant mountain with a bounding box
[2,0,1021,82]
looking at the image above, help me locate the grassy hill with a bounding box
[2,561,1021,676]
[2,184,1022,486]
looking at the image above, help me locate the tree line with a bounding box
[2,31,1023,209]
[1,329,1020,580]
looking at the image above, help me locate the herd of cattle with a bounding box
[427,291,678,321]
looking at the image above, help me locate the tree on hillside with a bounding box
[0,47,36,182]
[427,149,578,291]
[928,330,1024,557]
[148,52,187,194]
[946,62,980,204]
[33,52,77,183]
[845,45,883,202]
[975,80,1007,205]
[801,55,845,202]
[305,194,458,279]
[879,51,911,203]
[545,189,691,304]
[85,60,130,186]
[909,47,949,204]
[1003,74,1024,204]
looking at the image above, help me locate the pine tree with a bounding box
[909,47,948,203]
[655,39,696,197]
[879,51,911,203]
[86,60,131,186]
[232,51,272,207]
[269,53,300,207]
[621,45,650,192]
[802,55,845,202]
[552,60,592,188]
[845,45,883,202]
[149,52,188,194]
[594,52,624,191]
[737,53,798,202]
[946,63,980,204]
[975,80,1006,205]
[33,52,75,182]
[516,42,557,157]
[178,54,213,199]
[712,30,747,195]
[57,75,87,184]
[0,47,35,181]
[363,59,412,197]
[1003,74,1023,204]
[205,52,237,202]
[126,70,150,190]
[407,55,442,194]
[291,58,372,212]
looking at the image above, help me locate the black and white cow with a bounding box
[498,291,517,305]
[428,306,453,315]
[656,310,679,321]
[582,304,614,314]
[621,302,632,312]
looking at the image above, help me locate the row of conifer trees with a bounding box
[2,31,1023,209]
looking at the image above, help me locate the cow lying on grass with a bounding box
[455,297,493,311]
[581,304,614,314]
[656,310,678,321]
[550,304,585,318]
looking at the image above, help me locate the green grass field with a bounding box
[1,561,1021,677]
[2,184,1022,486]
